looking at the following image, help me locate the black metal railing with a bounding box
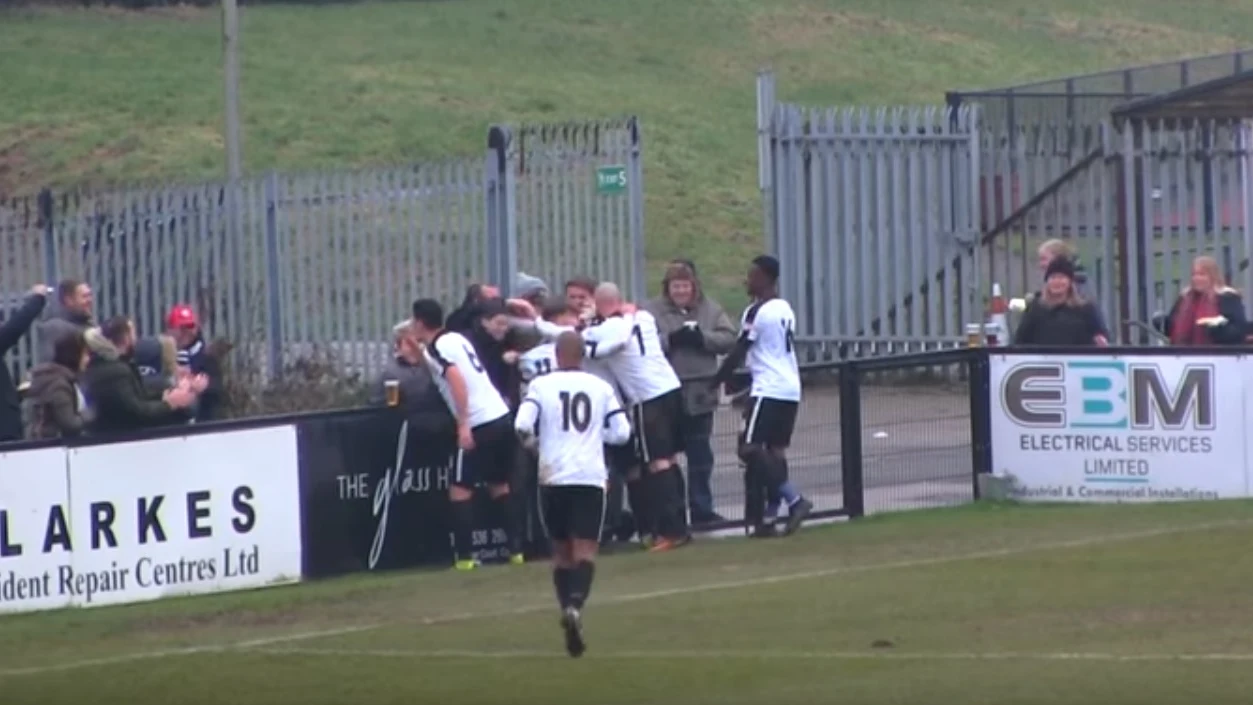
[5,345,1234,545]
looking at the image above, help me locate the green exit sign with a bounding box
[596,165,628,195]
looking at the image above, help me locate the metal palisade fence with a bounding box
[760,71,1253,349]
[757,70,983,358]
[0,117,645,382]
[977,117,1253,340]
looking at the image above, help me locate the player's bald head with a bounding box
[594,282,623,318]
[555,331,585,370]
[594,282,621,301]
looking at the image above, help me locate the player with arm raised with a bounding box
[584,282,690,551]
[710,255,813,538]
[410,298,525,571]
[516,332,632,658]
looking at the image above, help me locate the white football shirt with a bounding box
[423,330,510,428]
[518,342,556,388]
[515,370,633,487]
[742,298,801,401]
[578,320,624,401]
[584,311,681,405]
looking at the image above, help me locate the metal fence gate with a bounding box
[0,117,645,382]
[490,119,645,303]
[978,118,1253,341]
[759,70,1253,349]
[757,71,983,358]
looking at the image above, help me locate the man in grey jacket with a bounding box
[644,260,736,525]
[36,279,94,364]
[369,320,454,436]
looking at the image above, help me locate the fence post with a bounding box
[967,350,993,499]
[839,362,866,518]
[756,69,777,255]
[485,125,517,297]
[263,172,283,381]
[38,189,57,286]
[626,117,646,303]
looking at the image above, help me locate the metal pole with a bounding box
[221,0,245,355]
[222,0,243,181]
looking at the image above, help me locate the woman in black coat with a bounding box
[1014,258,1109,346]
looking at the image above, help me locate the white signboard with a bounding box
[0,448,73,613]
[991,354,1248,502]
[0,426,303,614]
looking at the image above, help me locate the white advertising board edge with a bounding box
[0,425,304,615]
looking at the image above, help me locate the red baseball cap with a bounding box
[167,304,198,329]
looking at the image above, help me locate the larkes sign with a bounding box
[0,426,303,614]
[991,354,1248,502]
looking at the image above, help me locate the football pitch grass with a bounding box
[3,501,1253,704]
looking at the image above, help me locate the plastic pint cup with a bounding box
[984,323,1000,347]
[384,379,400,407]
[965,323,983,347]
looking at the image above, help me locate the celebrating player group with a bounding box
[409,254,810,657]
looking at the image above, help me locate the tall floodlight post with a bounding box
[222,0,243,182]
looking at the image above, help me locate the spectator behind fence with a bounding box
[133,335,181,397]
[507,272,551,351]
[1162,255,1249,346]
[23,330,91,440]
[82,317,200,434]
[36,279,93,364]
[645,259,736,525]
[514,272,549,308]
[446,282,502,334]
[564,276,598,325]
[167,304,223,421]
[1013,257,1109,347]
[1036,240,1098,298]
[1035,239,1107,336]
[369,321,455,435]
[469,298,523,408]
[1,285,50,442]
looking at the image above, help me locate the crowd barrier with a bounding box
[2,347,1249,616]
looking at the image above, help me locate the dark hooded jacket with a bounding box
[466,302,521,408]
[1031,259,1107,333]
[81,329,189,434]
[1,293,48,442]
[23,361,85,440]
[446,284,488,335]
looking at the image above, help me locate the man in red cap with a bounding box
[166,304,223,421]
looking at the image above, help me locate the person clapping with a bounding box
[83,317,205,434]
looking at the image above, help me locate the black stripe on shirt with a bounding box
[603,407,627,429]
[427,331,454,371]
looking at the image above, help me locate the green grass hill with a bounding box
[3,0,1253,305]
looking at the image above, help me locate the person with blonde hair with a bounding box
[1035,239,1106,329]
[644,259,737,525]
[1013,258,1108,346]
[1163,255,1248,346]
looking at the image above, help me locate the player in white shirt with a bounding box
[710,256,813,538]
[515,332,632,658]
[410,298,524,571]
[517,300,581,390]
[512,294,645,547]
[584,282,690,552]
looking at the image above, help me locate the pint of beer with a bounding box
[964,323,983,348]
[384,379,400,407]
